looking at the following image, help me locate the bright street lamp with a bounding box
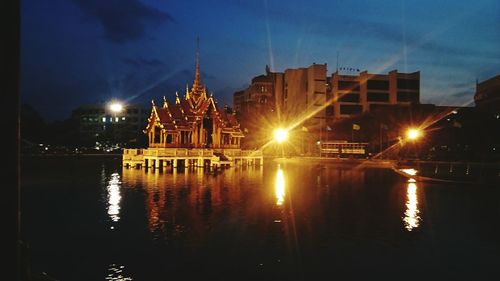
[406,128,422,141]
[273,128,289,144]
[107,100,124,147]
[109,102,123,113]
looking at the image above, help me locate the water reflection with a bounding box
[121,166,265,243]
[105,264,133,280]
[275,164,285,206]
[107,173,122,223]
[403,178,421,231]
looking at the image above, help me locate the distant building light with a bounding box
[102,117,106,122]
[122,117,126,120]
[115,117,119,122]
[109,102,123,113]
[452,110,458,114]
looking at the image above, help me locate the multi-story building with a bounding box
[233,64,420,153]
[233,66,284,149]
[330,70,420,119]
[283,63,327,128]
[235,65,420,123]
[72,102,150,145]
[234,65,283,117]
[474,74,500,113]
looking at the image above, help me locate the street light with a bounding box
[404,127,424,161]
[109,101,123,114]
[108,100,124,148]
[406,128,422,141]
[273,128,288,144]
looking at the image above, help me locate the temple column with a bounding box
[192,125,197,146]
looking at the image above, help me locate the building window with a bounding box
[102,117,106,122]
[338,81,360,91]
[339,93,360,103]
[367,80,389,90]
[367,92,389,102]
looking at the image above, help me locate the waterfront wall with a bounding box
[123,147,263,170]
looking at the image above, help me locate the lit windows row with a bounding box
[82,116,126,122]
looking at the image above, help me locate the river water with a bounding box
[20,157,500,280]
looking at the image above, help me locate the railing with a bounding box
[124,148,260,158]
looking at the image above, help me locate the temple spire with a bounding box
[193,36,202,90]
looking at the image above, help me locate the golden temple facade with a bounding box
[144,52,244,149]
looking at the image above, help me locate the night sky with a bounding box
[21,0,499,121]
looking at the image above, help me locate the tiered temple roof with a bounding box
[144,50,244,148]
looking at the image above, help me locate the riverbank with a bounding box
[273,156,500,185]
[273,156,395,168]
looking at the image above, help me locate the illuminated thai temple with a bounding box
[123,47,262,170]
[144,51,244,149]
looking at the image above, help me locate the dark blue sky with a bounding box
[22,0,499,121]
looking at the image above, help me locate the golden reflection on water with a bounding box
[107,173,122,223]
[121,165,265,238]
[403,178,421,231]
[275,165,285,206]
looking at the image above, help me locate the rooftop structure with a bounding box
[144,48,244,149]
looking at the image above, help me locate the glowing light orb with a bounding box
[275,165,285,206]
[273,128,288,144]
[406,128,421,140]
[109,102,123,113]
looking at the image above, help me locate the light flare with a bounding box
[274,128,289,144]
[403,180,421,231]
[109,101,123,113]
[400,168,418,176]
[275,165,285,206]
